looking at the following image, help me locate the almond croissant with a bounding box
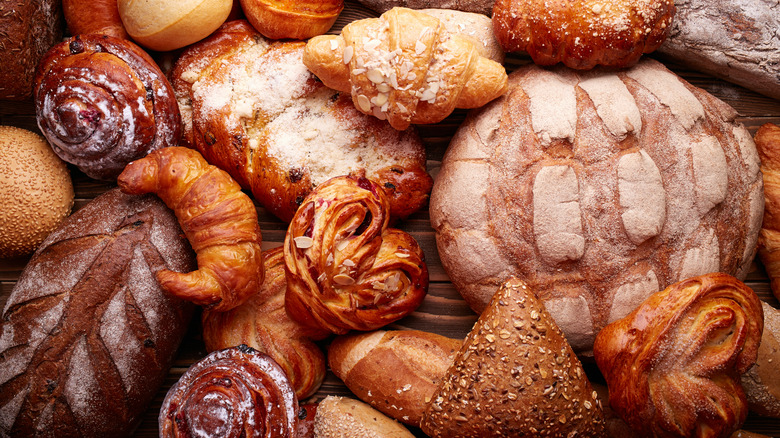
[594,273,763,438]
[755,123,780,302]
[284,174,428,339]
[302,7,508,131]
[118,146,264,312]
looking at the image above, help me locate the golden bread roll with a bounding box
[0,126,73,259]
[328,330,461,426]
[594,273,763,438]
[314,396,414,438]
[421,277,606,437]
[240,0,344,39]
[118,0,233,51]
[303,7,508,130]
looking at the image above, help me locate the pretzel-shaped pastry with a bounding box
[284,174,428,338]
[594,273,763,438]
[118,146,264,312]
[303,7,508,131]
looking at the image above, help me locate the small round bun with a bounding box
[118,0,233,51]
[0,126,73,258]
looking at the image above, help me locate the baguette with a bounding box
[328,330,461,426]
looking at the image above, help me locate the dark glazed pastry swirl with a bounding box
[159,345,298,438]
[594,273,763,438]
[34,34,180,180]
[284,174,428,338]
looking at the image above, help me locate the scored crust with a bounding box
[430,58,764,352]
[171,20,432,222]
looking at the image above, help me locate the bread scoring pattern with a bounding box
[431,58,764,352]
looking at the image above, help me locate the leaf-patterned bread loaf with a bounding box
[594,273,763,438]
[284,174,428,339]
[118,146,264,312]
[302,7,508,131]
[0,188,195,437]
[202,247,326,400]
[430,58,764,352]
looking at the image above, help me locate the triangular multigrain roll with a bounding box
[421,277,606,437]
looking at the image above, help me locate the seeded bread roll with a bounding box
[171,20,432,222]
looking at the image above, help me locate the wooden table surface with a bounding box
[2,2,780,436]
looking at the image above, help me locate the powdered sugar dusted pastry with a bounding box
[172,20,432,223]
[493,0,675,69]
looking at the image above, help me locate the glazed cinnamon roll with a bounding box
[284,175,428,338]
[593,273,763,438]
[202,247,326,400]
[34,34,180,181]
[159,345,298,438]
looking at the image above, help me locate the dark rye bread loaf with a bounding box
[0,188,196,437]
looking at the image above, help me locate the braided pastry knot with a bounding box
[159,345,298,438]
[118,146,264,312]
[284,174,428,338]
[34,34,180,180]
[303,7,508,131]
[594,273,763,438]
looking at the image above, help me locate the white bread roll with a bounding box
[118,0,233,51]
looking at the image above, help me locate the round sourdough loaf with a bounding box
[430,58,764,352]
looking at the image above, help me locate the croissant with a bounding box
[159,345,298,438]
[593,273,764,438]
[117,146,264,312]
[284,174,428,339]
[34,34,180,181]
[302,7,508,131]
[755,123,780,302]
[202,246,326,399]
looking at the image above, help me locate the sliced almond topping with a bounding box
[420,89,436,102]
[373,93,388,106]
[415,40,427,55]
[330,39,338,51]
[396,102,408,113]
[357,94,371,112]
[294,236,314,249]
[376,83,391,93]
[342,259,355,267]
[337,239,350,252]
[366,68,384,84]
[333,274,355,285]
[343,45,354,64]
[317,272,327,282]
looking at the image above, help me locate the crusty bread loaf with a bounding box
[0,188,196,437]
[430,58,764,352]
[742,301,780,418]
[655,0,780,101]
[314,396,415,438]
[328,330,461,426]
[0,0,62,100]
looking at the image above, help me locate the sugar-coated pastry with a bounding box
[118,146,264,312]
[303,7,508,130]
[284,175,428,339]
[34,34,180,181]
[159,345,298,438]
[202,247,326,399]
[594,273,763,438]
[493,0,675,69]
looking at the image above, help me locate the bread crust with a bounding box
[240,0,344,39]
[63,0,128,38]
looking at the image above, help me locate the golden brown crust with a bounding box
[593,273,763,438]
[328,330,461,426]
[202,247,326,400]
[240,0,344,39]
[34,34,180,180]
[755,123,780,302]
[63,0,129,38]
[302,7,508,130]
[421,277,606,437]
[171,20,432,223]
[159,345,298,438]
[492,0,675,69]
[118,146,264,312]
[284,175,428,338]
[741,301,780,418]
[314,396,415,438]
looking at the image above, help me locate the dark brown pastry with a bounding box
[63,0,129,38]
[284,174,428,339]
[420,277,606,437]
[34,34,180,180]
[159,345,298,438]
[0,188,195,437]
[118,146,264,312]
[202,246,326,400]
[171,20,432,222]
[594,273,763,438]
[492,0,675,69]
